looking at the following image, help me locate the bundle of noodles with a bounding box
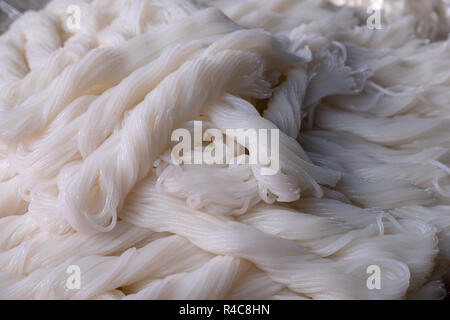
[330,0,450,41]
[0,0,449,300]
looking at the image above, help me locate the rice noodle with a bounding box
[0,0,449,300]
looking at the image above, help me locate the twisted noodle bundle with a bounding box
[0,0,449,299]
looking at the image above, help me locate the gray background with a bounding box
[0,0,49,33]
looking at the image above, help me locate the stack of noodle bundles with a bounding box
[0,0,449,299]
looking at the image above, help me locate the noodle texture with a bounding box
[0,0,449,300]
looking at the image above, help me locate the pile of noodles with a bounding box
[0,0,449,300]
